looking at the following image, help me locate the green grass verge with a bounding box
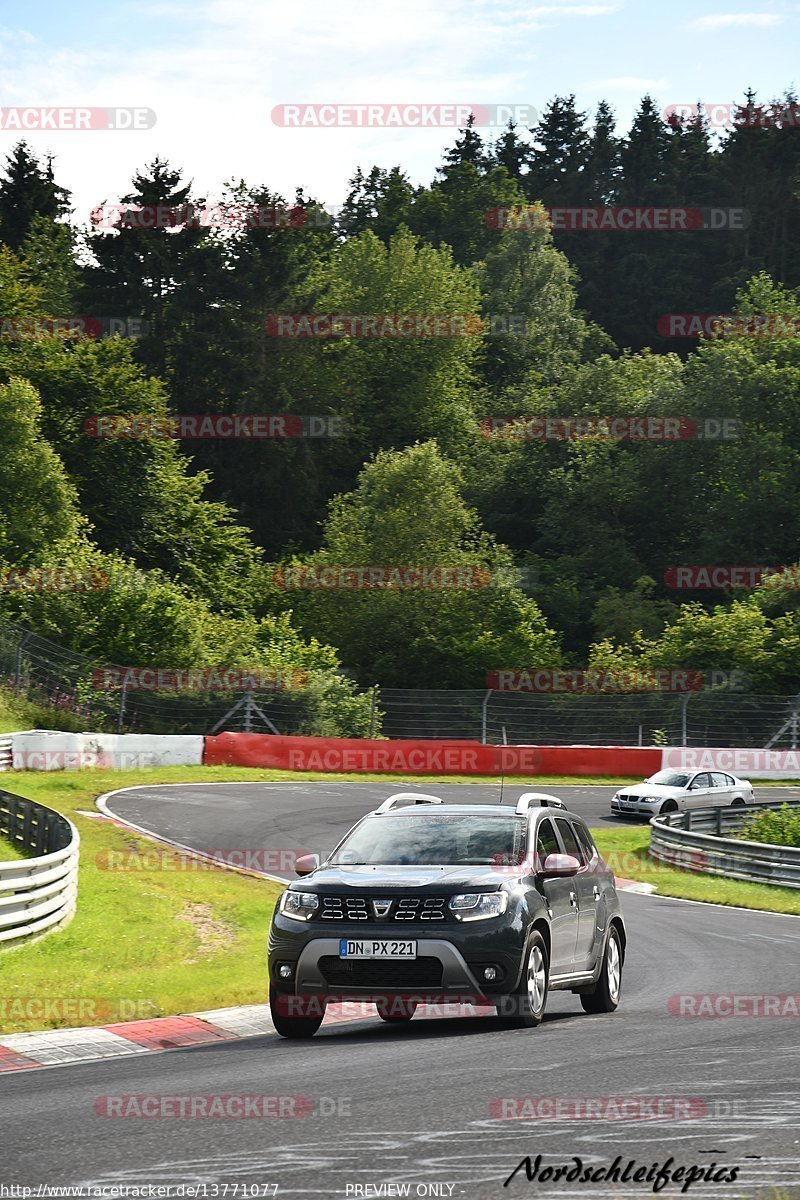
[0,767,287,1034]
[592,825,800,915]
[0,832,31,861]
[0,763,797,1036]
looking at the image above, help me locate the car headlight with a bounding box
[279,890,319,921]
[642,796,662,804]
[448,892,508,922]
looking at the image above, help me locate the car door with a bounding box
[555,817,597,972]
[685,772,712,809]
[535,817,578,974]
[710,771,733,804]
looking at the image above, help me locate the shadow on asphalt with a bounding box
[296,1009,587,1045]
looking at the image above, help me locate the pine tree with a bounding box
[338,167,372,236]
[337,166,413,241]
[490,122,530,181]
[82,158,212,375]
[618,96,672,202]
[442,114,485,168]
[0,142,70,251]
[584,102,621,203]
[526,95,589,204]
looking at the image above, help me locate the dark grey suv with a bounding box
[268,792,626,1038]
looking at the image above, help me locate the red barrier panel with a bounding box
[203,733,662,777]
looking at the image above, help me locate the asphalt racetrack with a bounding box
[2,780,799,1198]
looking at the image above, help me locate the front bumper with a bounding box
[269,913,530,996]
[611,797,661,817]
[291,937,483,994]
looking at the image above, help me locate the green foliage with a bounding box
[20,215,78,315]
[2,109,800,707]
[737,804,800,848]
[592,577,679,645]
[0,321,260,612]
[588,597,800,692]
[302,227,484,454]
[0,376,84,563]
[283,442,562,686]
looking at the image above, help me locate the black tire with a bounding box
[660,799,679,815]
[496,931,548,1028]
[580,925,623,1014]
[269,990,325,1039]
[731,797,746,806]
[377,998,417,1023]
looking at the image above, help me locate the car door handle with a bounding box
[569,891,577,907]
[592,886,601,901]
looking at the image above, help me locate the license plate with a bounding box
[339,939,417,959]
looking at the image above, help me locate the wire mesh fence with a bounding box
[378,689,800,747]
[1,614,799,746]
[0,616,323,736]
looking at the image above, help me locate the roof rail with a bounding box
[515,792,566,815]
[375,792,444,813]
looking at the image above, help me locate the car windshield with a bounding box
[647,771,690,787]
[331,813,528,866]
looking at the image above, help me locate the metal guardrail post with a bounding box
[117,678,128,734]
[481,689,492,745]
[680,692,691,746]
[14,630,31,691]
[369,685,379,739]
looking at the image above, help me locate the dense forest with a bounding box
[1,89,800,730]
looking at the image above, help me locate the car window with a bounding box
[555,818,581,859]
[725,774,736,786]
[647,770,690,787]
[572,822,597,864]
[331,812,527,866]
[711,772,729,787]
[690,773,710,789]
[535,818,559,867]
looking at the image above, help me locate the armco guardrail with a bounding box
[650,799,800,888]
[0,790,79,942]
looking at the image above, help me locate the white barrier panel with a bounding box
[11,730,203,771]
[12,731,84,771]
[662,746,800,779]
[80,734,203,769]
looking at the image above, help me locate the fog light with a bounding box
[483,966,498,982]
[278,964,293,979]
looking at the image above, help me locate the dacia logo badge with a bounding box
[372,899,392,919]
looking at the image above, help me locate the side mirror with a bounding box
[541,853,581,878]
[295,853,320,877]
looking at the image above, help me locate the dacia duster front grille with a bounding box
[318,896,449,922]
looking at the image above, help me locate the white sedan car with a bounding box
[611,768,754,818]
